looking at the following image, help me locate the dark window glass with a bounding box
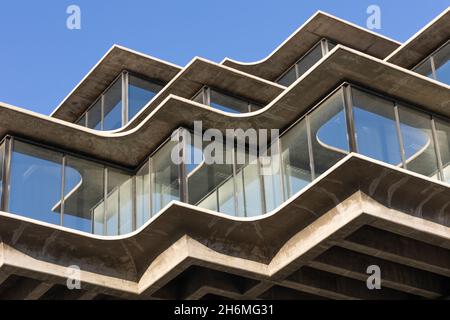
[9,141,62,225]
[87,100,102,130]
[277,66,297,86]
[0,142,4,208]
[103,78,123,131]
[414,58,434,79]
[296,42,323,78]
[106,169,133,235]
[352,88,402,165]
[128,75,162,121]
[77,114,86,127]
[210,89,250,113]
[136,161,150,228]
[434,42,450,85]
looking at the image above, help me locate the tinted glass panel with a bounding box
[296,43,323,78]
[151,140,180,214]
[128,75,162,121]
[434,119,450,183]
[64,156,104,233]
[235,153,263,217]
[103,78,123,131]
[261,143,283,212]
[414,58,434,79]
[352,88,401,165]
[277,66,297,86]
[87,100,102,130]
[9,141,62,225]
[434,42,450,85]
[210,89,250,113]
[135,161,150,228]
[107,169,133,235]
[310,90,349,175]
[398,106,439,178]
[281,119,311,198]
[77,114,86,127]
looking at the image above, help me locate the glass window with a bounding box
[151,140,180,215]
[187,131,235,214]
[0,141,5,209]
[352,88,401,166]
[77,114,86,127]
[398,106,440,179]
[192,88,206,104]
[135,161,150,228]
[296,43,323,78]
[209,89,250,113]
[433,42,450,85]
[87,99,102,130]
[103,77,123,131]
[9,141,62,225]
[236,158,263,217]
[434,119,450,183]
[310,90,349,175]
[277,66,297,86]
[128,75,162,121]
[327,40,337,52]
[63,156,104,233]
[414,58,434,79]
[197,191,218,212]
[281,119,311,198]
[107,169,133,235]
[261,143,283,212]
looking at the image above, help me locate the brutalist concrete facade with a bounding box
[0,9,449,300]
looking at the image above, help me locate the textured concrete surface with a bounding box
[1,46,449,168]
[221,11,400,81]
[0,154,449,299]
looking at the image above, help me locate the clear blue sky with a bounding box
[0,0,448,115]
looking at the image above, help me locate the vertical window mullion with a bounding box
[178,129,188,203]
[100,95,104,131]
[122,72,129,126]
[148,157,153,218]
[60,155,66,227]
[1,137,12,212]
[277,136,287,203]
[231,143,239,216]
[204,87,211,106]
[430,56,438,80]
[305,115,316,180]
[394,103,407,169]
[343,85,358,152]
[103,167,108,236]
[431,117,445,181]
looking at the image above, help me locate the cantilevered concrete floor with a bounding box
[0,154,449,300]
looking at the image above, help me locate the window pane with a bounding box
[103,77,123,131]
[87,100,102,130]
[9,141,62,225]
[261,143,283,212]
[0,141,4,206]
[218,178,235,215]
[296,42,323,78]
[310,89,349,174]
[136,161,150,228]
[398,106,439,178]
[352,88,401,165]
[77,114,86,127]
[192,89,205,104]
[128,75,162,121]
[414,58,434,79]
[434,42,450,85]
[64,156,104,233]
[277,66,297,86]
[434,119,450,182]
[151,140,180,214]
[107,169,133,236]
[281,119,311,198]
[327,40,337,52]
[210,89,250,113]
[187,132,234,214]
[197,190,218,211]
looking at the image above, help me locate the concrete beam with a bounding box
[310,246,448,299]
[340,226,450,277]
[283,266,414,300]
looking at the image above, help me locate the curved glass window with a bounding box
[414,41,450,85]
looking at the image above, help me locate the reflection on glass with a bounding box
[107,169,133,235]
[311,90,349,174]
[281,119,311,199]
[296,43,323,78]
[0,142,5,209]
[434,119,450,182]
[210,89,251,113]
[64,156,104,233]
[103,78,123,131]
[398,106,439,178]
[77,114,86,127]
[261,144,283,212]
[277,66,297,87]
[151,140,180,214]
[128,75,162,121]
[414,59,434,79]
[9,141,62,225]
[352,88,401,165]
[135,161,150,228]
[434,42,450,85]
[87,100,102,130]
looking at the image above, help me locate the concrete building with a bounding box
[0,9,449,300]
